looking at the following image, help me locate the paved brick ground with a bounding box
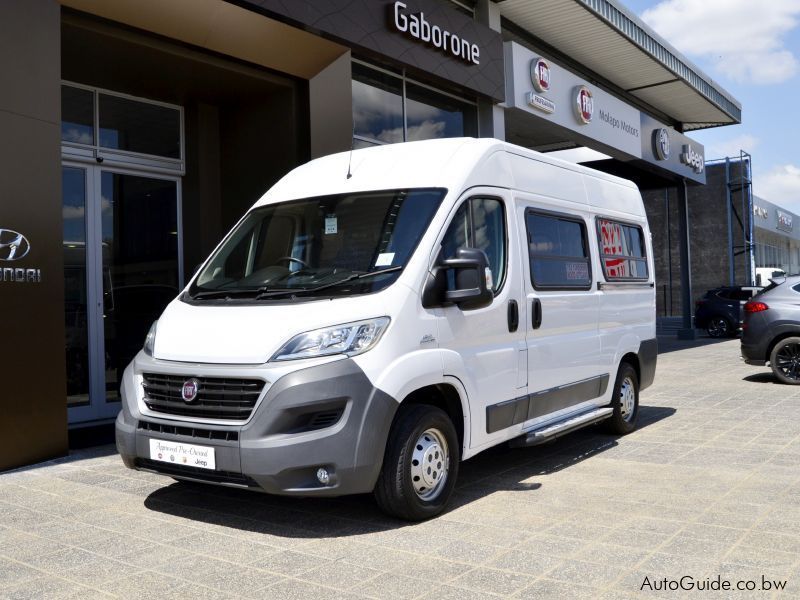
[2,337,800,599]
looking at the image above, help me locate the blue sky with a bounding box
[624,0,800,211]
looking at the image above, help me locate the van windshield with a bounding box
[187,188,446,301]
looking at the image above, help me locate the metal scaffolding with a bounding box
[707,151,754,286]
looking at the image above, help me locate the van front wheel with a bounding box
[374,405,459,521]
[604,362,639,435]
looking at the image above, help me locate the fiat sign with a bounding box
[574,85,594,124]
[181,378,200,403]
[530,57,551,93]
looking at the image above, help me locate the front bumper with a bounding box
[116,357,397,497]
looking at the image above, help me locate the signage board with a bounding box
[751,197,800,240]
[252,0,505,100]
[639,113,706,184]
[504,42,643,159]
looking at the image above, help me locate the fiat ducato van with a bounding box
[116,138,657,520]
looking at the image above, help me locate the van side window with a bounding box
[441,198,506,293]
[526,211,591,289]
[597,219,648,280]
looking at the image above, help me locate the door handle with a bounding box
[532,298,542,329]
[507,299,519,332]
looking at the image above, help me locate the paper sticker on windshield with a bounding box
[325,217,338,235]
[375,252,395,267]
[566,262,589,280]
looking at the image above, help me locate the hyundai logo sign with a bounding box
[0,229,30,262]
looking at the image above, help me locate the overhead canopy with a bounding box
[497,0,741,131]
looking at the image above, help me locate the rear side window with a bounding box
[525,211,591,289]
[729,289,755,301]
[597,218,648,280]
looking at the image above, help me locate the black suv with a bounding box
[695,286,762,337]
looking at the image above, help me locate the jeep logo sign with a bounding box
[680,144,704,173]
[392,1,480,65]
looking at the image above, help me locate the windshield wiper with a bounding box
[191,286,300,300]
[255,266,403,299]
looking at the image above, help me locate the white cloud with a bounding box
[642,0,800,84]
[707,134,759,159]
[62,127,93,145]
[376,120,447,143]
[63,205,85,220]
[756,164,800,210]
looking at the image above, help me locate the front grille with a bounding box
[138,420,239,442]
[136,459,257,487]
[142,373,265,420]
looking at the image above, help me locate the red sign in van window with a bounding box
[599,219,628,278]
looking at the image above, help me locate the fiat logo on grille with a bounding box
[181,378,200,403]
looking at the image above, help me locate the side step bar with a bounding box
[509,406,613,448]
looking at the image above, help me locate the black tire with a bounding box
[604,362,639,435]
[706,316,732,338]
[770,337,800,385]
[374,405,459,521]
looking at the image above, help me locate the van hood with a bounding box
[152,295,396,364]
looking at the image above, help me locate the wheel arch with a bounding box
[397,383,466,459]
[619,351,641,383]
[766,330,800,363]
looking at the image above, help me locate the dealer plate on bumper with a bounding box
[149,439,216,470]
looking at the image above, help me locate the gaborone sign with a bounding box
[392,1,480,65]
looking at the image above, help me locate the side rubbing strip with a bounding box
[486,396,528,434]
[486,374,610,434]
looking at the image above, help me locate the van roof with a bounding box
[256,137,639,208]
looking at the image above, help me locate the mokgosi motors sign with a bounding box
[392,1,480,65]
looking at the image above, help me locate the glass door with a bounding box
[63,166,92,410]
[63,165,181,424]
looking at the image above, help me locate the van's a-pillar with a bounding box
[475,0,505,140]
[677,178,697,340]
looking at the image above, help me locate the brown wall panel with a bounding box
[0,0,67,471]
[239,0,505,100]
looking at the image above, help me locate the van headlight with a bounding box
[143,320,158,356]
[271,317,390,361]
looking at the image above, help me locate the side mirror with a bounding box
[422,248,493,310]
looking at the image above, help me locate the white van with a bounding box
[116,138,657,520]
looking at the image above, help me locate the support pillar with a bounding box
[676,178,697,339]
[475,0,505,140]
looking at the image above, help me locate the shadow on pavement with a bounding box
[142,405,676,537]
[657,334,735,355]
[743,372,780,384]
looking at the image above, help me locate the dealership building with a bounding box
[1,0,741,470]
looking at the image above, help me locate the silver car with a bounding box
[741,275,800,384]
